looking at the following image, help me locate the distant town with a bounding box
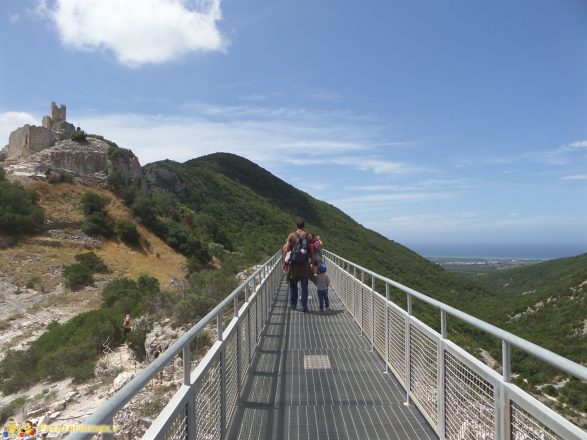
[427,256,544,275]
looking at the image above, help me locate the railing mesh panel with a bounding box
[362,285,373,342]
[353,279,361,323]
[224,330,239,427]
[163,403,187,440]
[256,288,263,337]
[373,294,386,357]
[410,324,438,425]
[445,351,495,439]
[195,357,221,440]
[249,300,257,357]
[239,312,250,384]
[511,401,562,440]
[387,307,405,382]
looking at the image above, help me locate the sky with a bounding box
[0,0,586,259]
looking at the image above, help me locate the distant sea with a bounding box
[408,243,587,260]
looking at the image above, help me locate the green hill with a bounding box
[143,153,494,309]
[480,254,587,365]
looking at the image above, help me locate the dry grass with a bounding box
[0,181,188,337]
[13,181,187,290]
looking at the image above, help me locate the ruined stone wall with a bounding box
[4,125,55,160]
[51,102,66,122]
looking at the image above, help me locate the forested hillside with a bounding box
[1,151,584,426]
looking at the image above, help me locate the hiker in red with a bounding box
[285,219,315,312]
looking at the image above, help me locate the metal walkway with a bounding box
[229,280,437,440]
[67,250,587,440]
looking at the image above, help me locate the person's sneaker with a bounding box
[300,308,308,313]
[289,305,296,310]
[320,307,324,312]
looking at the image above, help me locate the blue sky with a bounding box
[1,0,586,258]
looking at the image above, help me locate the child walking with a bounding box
[316,264,330,311]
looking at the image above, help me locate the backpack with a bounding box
[289,233,309,265]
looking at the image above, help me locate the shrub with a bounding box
[102,276,159,316]
[0,178,45,236]
[63,263,93,289]
[0,397,27,425]
[48,172,74,184]
[125,328,147,362]
[70,129,87,143]
[81,192,109,215]
[107,171,125,189]
[26,276,41,289]
[108,145,135,161]
[75,252,108,273]
[114,219,140,246]
[131,195,158,227]
[81,212,113,237]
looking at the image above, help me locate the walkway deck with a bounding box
[229,280,438,440]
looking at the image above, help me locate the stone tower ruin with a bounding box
[3,102,75,160]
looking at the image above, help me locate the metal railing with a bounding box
[66,250,283,440]
[323,249,587,440]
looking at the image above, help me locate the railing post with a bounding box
[370,276,375,351]
[235,294,242,392]
[183,344,196,440]
[437,310,447,439]
[497,340,512,440]
[102,418,114,440]
[384,283,389,374]
[405,293,412,405]
[217,315,226,439]
[359,270,365,336]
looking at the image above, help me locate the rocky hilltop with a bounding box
[1,102,145,190]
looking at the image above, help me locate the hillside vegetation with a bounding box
[0,151,584,425]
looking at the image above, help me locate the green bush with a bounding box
[80,192,114,238]
[125,328,147,362]
[70,129,87,143]
[81,212,113,237]
[81,192,109,215]
[75,252,108,273]
[48,172,74,184]
[0,275,162,393]
[63,263,93,290]
[114,219,140,246]
[26,276,42,289]
[0,176,45,236]
[131,195,158,227]
[0,397,27,425]
[102,276,159,316]
[108,145,135,161]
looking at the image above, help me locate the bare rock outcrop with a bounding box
[1,102,147,191]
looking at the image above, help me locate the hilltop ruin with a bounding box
[3,102,76,160]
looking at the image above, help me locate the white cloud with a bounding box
[0,112,37,146]
[561,174,587,181]
[9,13,20,23]
[330,156,425,175]
[38,0,226,66]
[564,140,587,150]
[333,192,452,206]
[74,104,399,166]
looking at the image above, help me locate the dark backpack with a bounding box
[290,233,308,265]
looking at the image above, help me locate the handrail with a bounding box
[324,249,587,382]
[66,250,282,440]
[324,249,587,439]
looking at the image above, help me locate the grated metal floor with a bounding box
[229,280,438,440]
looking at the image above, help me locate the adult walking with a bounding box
[285,218,315,312]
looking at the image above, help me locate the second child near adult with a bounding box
[315,264,330,311]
